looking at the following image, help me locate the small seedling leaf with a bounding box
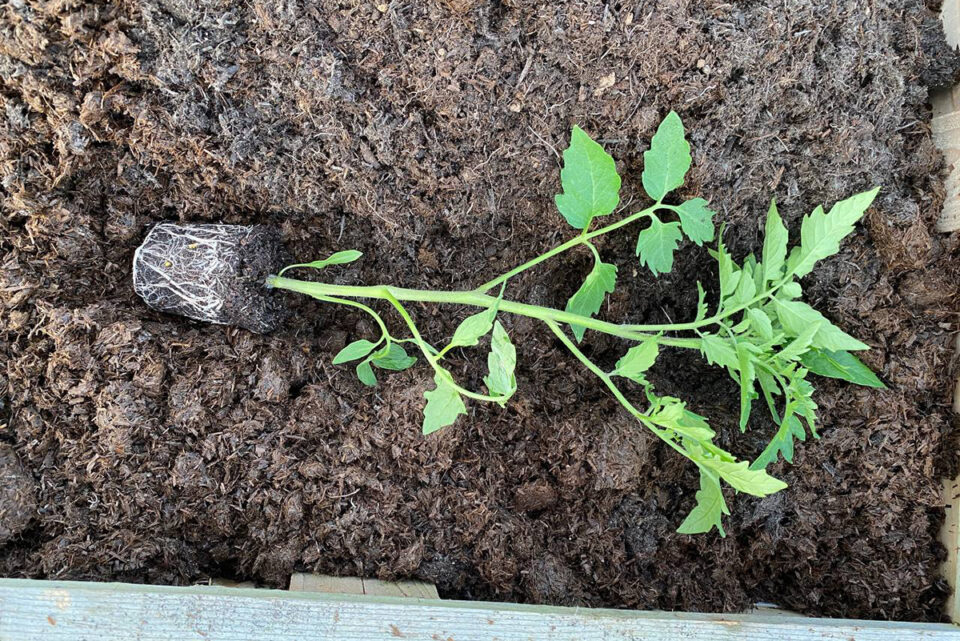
[484,321,517,405]
[565,259,618,341]
[636,216,683,276]
[449,308,497,349]
[423,373,467,435]
[676,198,715,245]
[333,339,378,364]
[800,348,886,389]
[279,250,363,276]
[677,469,729,536]
[613,338,660,383]
[554,126,622,230]
[356,360,378,386]
[642,111,691,201]
[372,343,417,371]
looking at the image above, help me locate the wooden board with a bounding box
[1,579,959,641]
[932,1,960,232]
[935,1,960,624]
[288,573,439,599]
[944,334,960,623]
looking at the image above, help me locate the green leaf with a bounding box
[636,216,683,276]
[779,282,802,299]
[356,360,378,387]
[449,308,496,349]
[746,308,773,341]
[736,344,756,432]
[786,187,880,278]
[695,282,708,321]
[565,259,618,342]
[772,299,869,352]
[423,373,467,435]
[279,250,363,276]
[613,338,660,384]
[642,111,691,201]
[371,343,417,371]
[333,339,378,364]
[677,470,729,536]
[676,198,715,245]
[483,321,517,405]
[554,126,622,230]
[756,368,782,422]
[727,264,757,306]
[800,348,886,389]
[794,376,818,434]
[750,414,807,469]
[761,199,788,284]
[700,334,738,370]
[714,234,740,300]
[702,458,788,496]
[778,322,821,361]
[648,395,716,443]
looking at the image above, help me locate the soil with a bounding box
[1,0,959,623]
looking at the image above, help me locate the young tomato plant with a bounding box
[268,112,884,535]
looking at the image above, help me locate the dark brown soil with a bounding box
[1,0,959,623]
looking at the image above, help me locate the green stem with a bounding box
[268,277,701,349]
[622,275,790,333]
[474,204,659,292]
[543,319,690,460]
[380,290,508,404]
[312,293,391,341]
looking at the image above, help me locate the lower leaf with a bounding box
[423,373,467,435]
[483,321,517,405]
[565,259,617,342]
[677,469,729,536]
[750,413,806,470]
[800,348,886,389]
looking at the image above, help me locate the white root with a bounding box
[133,223,258,326]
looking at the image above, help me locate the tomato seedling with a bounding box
[268,112,883,535]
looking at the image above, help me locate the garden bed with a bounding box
[1,0,959,623]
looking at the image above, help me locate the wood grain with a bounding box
[1,579,959,641]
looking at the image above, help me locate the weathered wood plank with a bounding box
[360,578,440,599]
[288,573,439,599]
[945,334,960,624]
[0,579,957,641]
[936,2,960,623]
[288,573,365,595]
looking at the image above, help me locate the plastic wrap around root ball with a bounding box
[132,223,289,333]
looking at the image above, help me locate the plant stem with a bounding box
[311,293,391,341]
[543,319,691,461]
[474,204,659,292]
[268,276,701,349]
[380,290,507,403]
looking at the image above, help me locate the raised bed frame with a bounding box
[3,6,960,641]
